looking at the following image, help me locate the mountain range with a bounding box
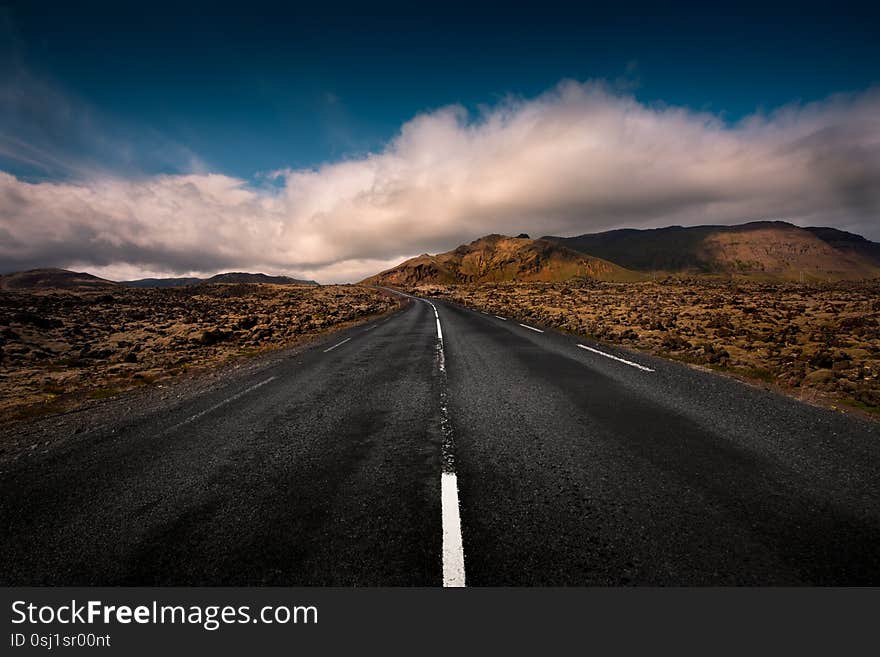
[123,272,319,287]
[4,222,879,291]
[361,234,643,286]
[542,221,880,281]
[0,269,319,291]
[365,221,880,286]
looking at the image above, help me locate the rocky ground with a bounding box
[413,280,880,417]
[0,284,398,425]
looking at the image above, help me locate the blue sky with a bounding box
[1,2,878,281]
[3,2,879,180]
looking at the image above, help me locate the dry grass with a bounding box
[0,283,397,422]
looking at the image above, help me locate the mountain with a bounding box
[804,226,880,263]
[201,272,319,286]
[121,277,204,288]
[362,234,642,286]
[543,221,880,281]
[122,273,319,287]
[0,268,117,291]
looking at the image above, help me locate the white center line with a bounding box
[162,376,277,435]
[494,315,507,321]
[519,323,544,333]
[426,301,443,342]
[577,344,655,372]
[323,337,351,352]
[425,299,466,587]
[441,472,466,587]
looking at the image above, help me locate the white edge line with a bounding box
[494,315,507,321]
[163,375,277,434]
[519,323,544,333]
[577,344,655,372]
[323,337,352,352]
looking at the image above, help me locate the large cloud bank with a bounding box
[2,81,879,282]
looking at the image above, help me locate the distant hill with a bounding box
[122,273,319,287]
[2,269,320,291]
[121,277,203,288]
[362,234,642,286]
[201,272,319,286]
[803,226,880,264]
[543,221,880,281]
[0,268,117,291]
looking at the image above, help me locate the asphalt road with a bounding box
[1,293,879,585]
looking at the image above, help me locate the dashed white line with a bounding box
[577,344,655,372]
[494,315,507,321]
[323,337,351,352]
[519,323,544,333]
[162,376,277,435]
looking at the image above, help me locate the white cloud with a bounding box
[1,80,879,283]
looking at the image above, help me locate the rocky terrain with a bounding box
[0,284,397,424]
[362,234,641,286]
[413,280,880,416]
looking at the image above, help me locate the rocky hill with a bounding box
[0,268,117,290]
[362,234,641,286]
[123,273,319,287]
[202,272,319,286]
[1,270,321,291]
[121,277,204,288]
[543,221,880,281]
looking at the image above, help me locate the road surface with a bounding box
[1,293,879,585]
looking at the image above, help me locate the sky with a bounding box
[1,1,879,282]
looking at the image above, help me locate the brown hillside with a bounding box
[700,224,880,280]
[0,268,118,291]
[362,235,641,286]
[544,221,880,281]
[201,272,319,286]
